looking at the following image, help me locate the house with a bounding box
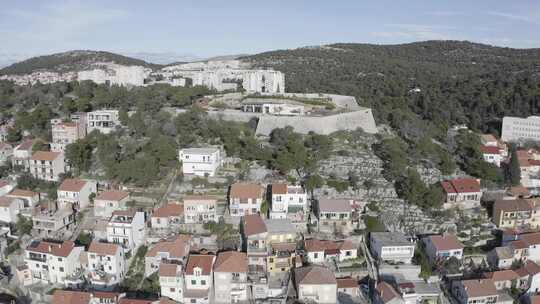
[87,110,120,134]
[106,210,146,252]
[29,151,65,181]
[57,178,97,210]
[480,145,503,167]
[337,277,359,298]
[370,232,415,264]
[183,195,217,224]
[268,242,298,273]
[265,218,297,245]
[316,198,354,234]
[492,199,539,229]
[94,190,130,218]
[7,189,39,208]
[213,251,249,303]
[0,180,12,196]
[184,254,216,304]
[51,120,86,152]
[488,246,515,269]
[241,214,268,274]
[51,290,91,304]
[483,270,520,290]
[452,279,498,304]
[159,263,184,303]
[441,178,482,208]
[11,140,34,169]
[145,234,192,276]
[374,281,404,304]
[517,149,540,188]
[25,240,84,285]
[294,265,337,304]
[269,183,308,223]
[32,203,76,238]
[151,202,184,229]
[515,260,540,294]
[229,183,265,217]
[0,196,24,223]
[179,147,222,177]
[87,241,126,290]
[424,234,464,263]
[0,143,12,165]
[304,238,357,264]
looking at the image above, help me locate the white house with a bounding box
[304,238,357,264]
[0,196,24,223]
[6,189,39,209]
[151,202,184,229]
[0,143,13,165]
[370,232,415,264]
[106,210,146,252]
[32,204,76,238]
[51,120,86,152]
[57,178,97,210]
[452,279,498,304]
[269,183,308,223]
[159,263,184,303]
[184,254,216,304]
[440,178,482,209]
[86,110,120,134]
[29,151,65,181]
[424,234,464,263]
[229,183,265,217]
[501,116,540,142]
[316,198,354,234]
[11,140,34,169]
[179,148,222,177]
[213,251,249,304]
[480,145,503,167]
[516,260,540,294]
[87,241,126,290]
[294,265,337,304]
[183,195,218,224]
[25,240,84,285]
[144,234,192,276]
[94,190,130,218]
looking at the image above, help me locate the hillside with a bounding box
[0,50,161,75]
[243,40,540,139]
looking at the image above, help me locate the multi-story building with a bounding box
[517,149,540,188]
[501,116,540,142]
[269,183,308,223]
[294,265,337,304]
[179,148,222,177]
[424,234,464,263]
[480,145,503,167]
[151,202,184,229]
[241,214,268,274]
[87,110,120,134]
[0,196,25,223]
[183,195,217,224]
[57,178,97,210]
[267,242,298,273]
[0,143,13,165]
[25,240,84,285]
[229,183,265,217]
[184,254,216,304]
[11,140,34,169]
[370,232,415,264]
[440,178,482,209]
[87,241,126,290]
[316,199,354,234]
[451,279,498,304]
[106,210,146,252]
[6,189,39,209]
[213,251,249,303]
[304,238,357,264]
[29,151,65,181]
[159,263,184,303]
[144,234,192,276]
[50,119,86,152]
[242,70,285,94]
[94,190,130,218]
[492,199,540,229]
[32,204,76,238]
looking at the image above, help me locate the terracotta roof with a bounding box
[480,145,500,154]
[58,178,88,192]
[337,277,358,289]
[51,290,91,304]
[214,251,248,273]
[318,199,352,213]
[510,239,528,250]
[88,241,120,256]
[517,260,540,276]
[0,142,12,150]
[230,183,264,200]
[0,196,14,207]
[271,183,288,195]
[0,180,8,188]
[119,299,154,304]
[153,203,184,218]
[243,214,267,236]
[26,240,76,257]
[16,140,34,151]
[8,189,37,197]
[483,270,519,281]
[461,279,497,298]
[183,195,218,201]
[441,178,480,194]
[295,265,336,285]
[304,238,355,252]
[520,232,540,246]
[494,199,532,213]
[376,281,400,304]
[508,186,530,197]
[530,295,540,304]
[159,297,177,304]
[428,234,464,251]
[146,234,192,259]
[159,263,181,277]
[481,134,498,143]
[31,151,61,161]
[92,292,119,300]
[185,254,215,275]
[271,242,297,252]
[95,190,129,201]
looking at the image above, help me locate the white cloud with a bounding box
[370,23,459,41]
[487,11,539,24]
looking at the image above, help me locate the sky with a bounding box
[1,0,540,64]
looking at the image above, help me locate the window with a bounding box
[201,280,206,285]
[59,267,64,272]
[58,258,62,262]
[170,288,175,292]
[191,280,196,285]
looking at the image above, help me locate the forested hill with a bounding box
[0,50,161,75]
[243,40,540,139]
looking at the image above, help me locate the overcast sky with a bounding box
[1,0,539,62]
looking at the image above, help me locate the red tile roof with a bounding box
[461,279,497,298]
[26,240,76,257]
[95,190,129,201]
[31,151,61,161]
[441,178,480,194]
[153,203,184,218]
[185,254,215,275]
[58,178,88,192]
[146,235,191,259]
[214,251,248,273]
[243,214,267,236]
[51,290,91,304]
[295,265,336,285]
[376,281,400,304]
[230,183,264,200]
[8,189,37,197]
[304,238,355,252]
[480,145,500,155]
[520,232,540,246]
[337,277,358,289]
[271,183,288,195]
[88,241,120,256]
[159,263,181,277]
[429,234,464,251]
[483,270,519,281]
[16,140,34,151]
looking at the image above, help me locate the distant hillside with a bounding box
[0,50,161,75]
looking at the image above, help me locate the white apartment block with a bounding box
[94,190,130,218]
[57,178,97,210]
[184,254,216,304]
[213,251,249,304]
[29,151,65,181]
[78,64,149,87]
[32,206,75,238]
[229,183,265,217]
[242,70,285,94]
[87,110,120,134]
[0,196,24,223]
[184,195,217,224]
[25,240,83,285]
[50,119,86,152]
[106,210,146,252]
[87,241,126,289]
[11,140,34,170]
[179,148,222,177]
[502,116,540,142]
[159,263,184,303]
[270,183,308,222]
[370,232,416,264]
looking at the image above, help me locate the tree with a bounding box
[304,174,324,195]
[15,214,33,235]
[6,127,22,143]
[65,139,95,173]
[509,145,521,186]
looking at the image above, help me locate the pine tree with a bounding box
[509,145,521,186]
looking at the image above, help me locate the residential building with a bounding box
[179,148,222,177]
[337,277,360,298]
[452,279,498,304]
[304,238,357,264]
[87,241,126,289]
[265,218,297,245]
[51,119,86,152]
[213,251,249,303]
[94,190,130,218]
[0,196,24,223]
[29,151,65,181]
[106,210,146,252]
[184,254,216,304]
[488,246,515,270]
[424,234,464,263]
[517,149,540,188]
[374,281,404,304]
[492,199,540,229]
[144,234,192,276]
[242,70,285,94]
[441,178,482,208]
[0,143,12,165]
[501,116,540,142]
[11,139,34,169]
[480,145,503,167]
[57,178,97,210]
[32,204,76,238]
[516,260,540,294]
[294,265,337,304]
[370,232,415,264]
[7,189,39,208]
[483,270,520,290]
[316,198,354,234]
[51,290,91,304]
[269,183,308,223]
[229,183,265,217]
[87,110,120,134]
[183,195,217,224]
[267,242,297,273]
[159,263,184,303]
[25,240,84,285]
[241,214,268,274]
[151,202,184,229]
[0,180,12,196]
